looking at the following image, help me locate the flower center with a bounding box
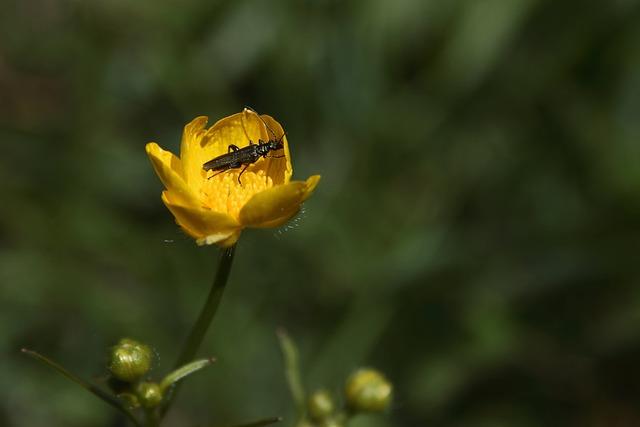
[200,169,273,219]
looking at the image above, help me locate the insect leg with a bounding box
[228,144,240,152]
[237,164,250,185]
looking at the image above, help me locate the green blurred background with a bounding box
[2,0,640,426]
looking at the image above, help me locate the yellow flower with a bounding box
[146,109,320,247]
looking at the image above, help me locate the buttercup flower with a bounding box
[146,109,320,247]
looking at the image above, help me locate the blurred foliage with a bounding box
[2,0,640,426]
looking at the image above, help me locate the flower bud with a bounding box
[136,381,163,408]
[308,389,335,421]
[344,368,392,413]
[108,338,153,382]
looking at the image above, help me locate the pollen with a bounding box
[200,169,273,219]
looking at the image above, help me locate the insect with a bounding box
[203,108,286,184]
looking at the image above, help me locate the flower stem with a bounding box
[144,407,160,427]
[160,245,236,418]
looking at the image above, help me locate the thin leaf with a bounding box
[21,349,142,427]
[276,329,305,416]
[159,357,216,393]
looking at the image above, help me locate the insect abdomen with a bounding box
[203,147,260,171]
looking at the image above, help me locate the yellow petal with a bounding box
[258,112,292,185]
[179,116,210,189]
[198,231,242,247]
[161,192,240,242]
[238,175,321,227]
[146,142,198,206]
[249,175,320,228]
[181,113,252,191]
[301,175,321,201]
[251,206,301,229]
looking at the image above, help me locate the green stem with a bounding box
[160,245,236,418]
[145,407,160,427]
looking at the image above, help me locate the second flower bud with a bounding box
[108,338,154,383]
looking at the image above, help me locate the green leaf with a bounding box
[21,348,142,427]
[277,329,305,416]
[159,357,216,393]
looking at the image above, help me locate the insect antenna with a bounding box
[207,169,227,180]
